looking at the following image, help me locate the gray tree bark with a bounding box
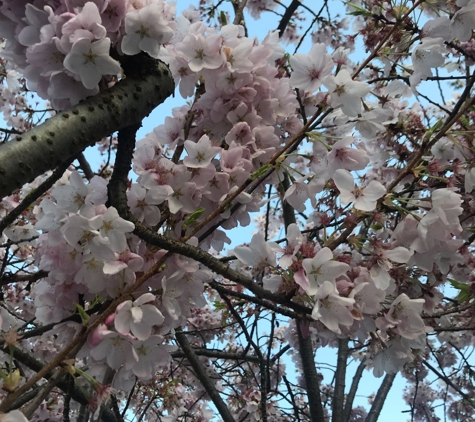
[0,56,174,199]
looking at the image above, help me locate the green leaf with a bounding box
[345,2,372,16]
[250,164,273,180]
[74,303,89,325]
[425,118,444,140]
[447,278,470,303]
[213,300,225,310]
[183,207,206,229]
[220,11,227,25]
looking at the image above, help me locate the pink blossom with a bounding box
[126,335,174,379]
[279,223,303,267]
[234,232,283,268]
[302,247,349,295]
[90,330,134,369]
[61,2,107,42]
[89,207,135,253]
[333,169,386,212]
[115,293,164,340]
[451,2,475,42]
[175,33,224,72]
[183,134,221,168]
[121,3,174,58]
[63,38,121,89]
[289,43,334,92]
[323,69,370,117]
[311,280,355,334]
[385,294,429,340]
[283,175,324,213]
[128,184,171,226]
[326,136,369,176]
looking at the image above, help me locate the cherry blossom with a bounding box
[128,183,171,226]
[61,1,107,42]
[115,293,165,340]
[323,69,370,117]
[1,0,475,419]
[280,223,303,267]
[302,247,349,295]
[63,38,121,89]
[333,169,386,211]
[126,335,175,379]
[385,294,429,340]
[175,32,224,72]
[121,2,175,58]
[90,330,135,370]
[451,1,475,42]
[289,43,334,92]
[89,207,135,252]
[183,134,221,168]
[234,232,283,268]
[311,280,355,334]
[409,37,445,87]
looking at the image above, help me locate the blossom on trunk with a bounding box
[63,38,121,89]
[121,3,174,58]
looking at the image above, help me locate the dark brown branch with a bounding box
[175,329,237,422]
[233,0,248,25]
[277,0,301,37]
[365,373,396,422]
[23,368,64,418]
[342,358,366,422]
[296,321,325,422]
[76,152,94,180]
[171,348,261,363]
[332,338,349,422]
[423,360,475,407]
[219,291,267,421]
[209,280,308,318]
[0,270,48,287]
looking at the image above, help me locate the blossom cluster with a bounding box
[1,0,475,420]
[0,0,175,109]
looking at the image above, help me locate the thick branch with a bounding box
[171,348,261,363]
[365,373,396,422]
[342,358,366,422]
[175,329,236,422]
[332,338,349,422]
[277,0,301,37]
[76,153,94,180]
[0,57,174,199]
[296,322,325,422]
[23,368,64,418]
